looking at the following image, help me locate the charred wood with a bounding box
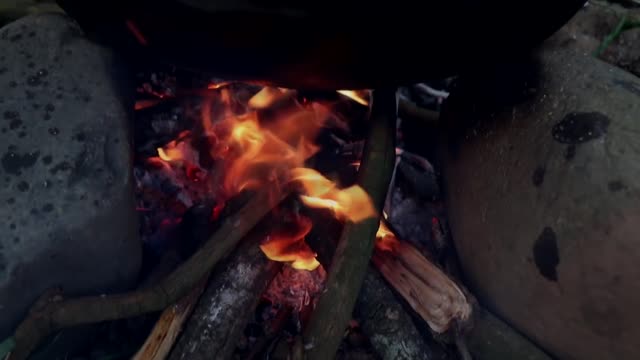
[168,227,281,360]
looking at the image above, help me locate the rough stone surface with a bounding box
[441,49,640,360]
[547,1,640,77]
[0,14,140,337]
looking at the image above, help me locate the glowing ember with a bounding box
[152,85,375,270]
[264,265,327,311]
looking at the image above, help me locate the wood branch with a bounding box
[372,236,472,334]
[7,189,289,360]
[132,281,207,360]
[303,88,397,360]
[398,97,440,126]
[168,226,282,360]
[305,212,448,360]
[130,203,218,360]
[355,270,449,360]
[413,83,450,99]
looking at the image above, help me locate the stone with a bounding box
[440,49,640,360]
[0,1,63,28]
[0,14,140,337]
[547,1,640,77]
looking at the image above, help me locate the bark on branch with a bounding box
[303,89,397,360]
[132,280,207,360]
[398,97,440,126]
[305,216,449,360]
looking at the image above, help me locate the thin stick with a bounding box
[398,96,440,126]
[7,189,289,360]
[413,83,450,99]
[132,280,207,360]
[303,89,397,360]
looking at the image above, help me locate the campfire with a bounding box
[4,69,471,360]
[142,84,376,272]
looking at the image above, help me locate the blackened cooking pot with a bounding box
[57,0,585,90]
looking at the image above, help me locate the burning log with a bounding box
[167,227,282,360]
[305,211,448,359]
[6,189,289,360]
[374,221,472,334]
[303,89,397,359]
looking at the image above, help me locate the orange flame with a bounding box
[337,90,370,106]
[248,87,293,109]
[222,113,318,196]
[259,216,320,270]
[207,81,231,90]
[290,168,376,223]
[375,221,400,253]
[156,131,195,164]
[152,84,374,271]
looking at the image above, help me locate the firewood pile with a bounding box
[1,64,478,360]
[129,70,470,360]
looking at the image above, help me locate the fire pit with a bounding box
[131,72,471,359]
[1,39,471,358]
[0,2,599,359]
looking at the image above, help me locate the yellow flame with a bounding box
[291,168,376,223]
[375,221,399,253]
[259,217,320,271]
[337,90,369,106]
[249,87,292,109]
[154,83,374,272]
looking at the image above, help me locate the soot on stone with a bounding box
[608,180,626,193]
[16,181,29,192]
[1,150,40,175]
[533,227,560,282]
[552,112,610,144]
[532,166,546,187]
[49,161,71,175]
[565,145,576,161]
